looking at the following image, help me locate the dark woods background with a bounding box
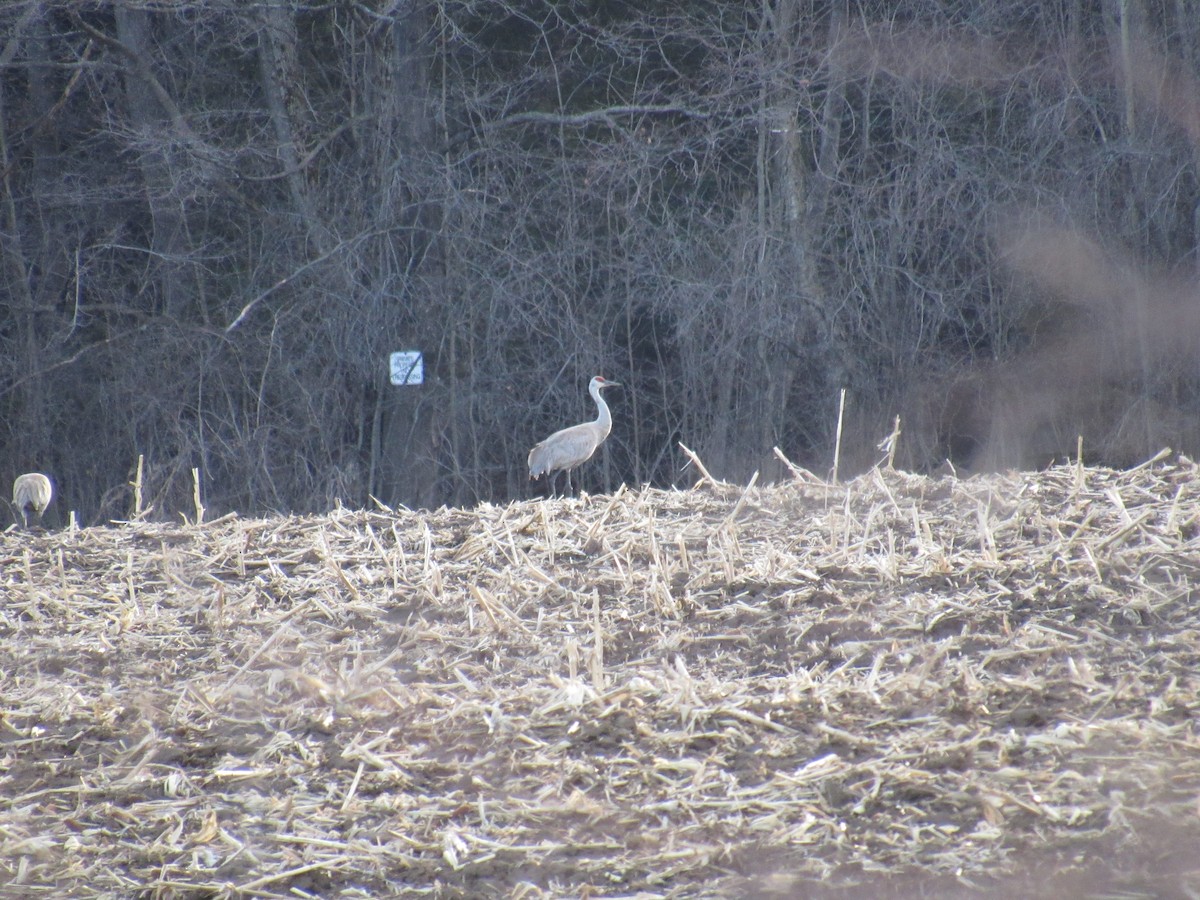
[3,1,1200,523]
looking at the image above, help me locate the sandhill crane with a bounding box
[528,376,621,496]
[13,473,52,528]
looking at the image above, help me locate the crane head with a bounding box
[591,375,620,389]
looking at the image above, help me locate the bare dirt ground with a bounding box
[2,455,1199,898]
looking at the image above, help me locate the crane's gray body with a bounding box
[528,376,619,495]
[13,472,52,528]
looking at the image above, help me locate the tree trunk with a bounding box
[364,4,443,510]
[113,6,190,321]
[255,0,331,256]
[0,5,54,466]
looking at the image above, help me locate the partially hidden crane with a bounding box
[528,376,621,496]
[13,472,52,529]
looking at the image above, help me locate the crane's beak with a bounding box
[603,381,621,388]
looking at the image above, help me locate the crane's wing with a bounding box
[528,423,604,478]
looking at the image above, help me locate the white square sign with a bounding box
[390,351,424,385]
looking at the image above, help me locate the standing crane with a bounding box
[13,472,52,528]
[528,376,621,496]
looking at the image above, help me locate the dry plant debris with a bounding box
[2,456,1200,898]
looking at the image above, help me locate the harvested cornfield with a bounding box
[2,454,1200,898]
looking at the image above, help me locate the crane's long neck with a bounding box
[590,381,612,435]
